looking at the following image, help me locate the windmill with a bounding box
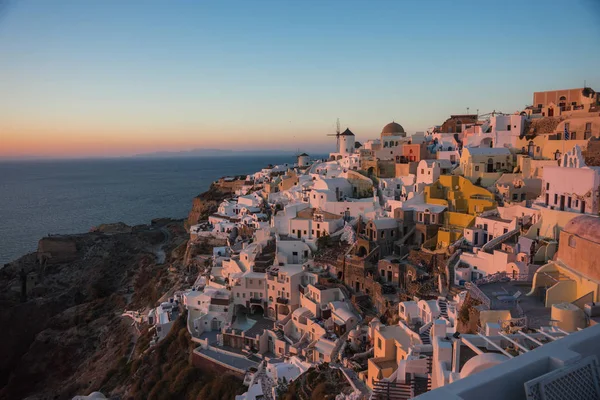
[327,118,341,152]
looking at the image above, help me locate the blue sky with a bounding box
[1,0,599,157]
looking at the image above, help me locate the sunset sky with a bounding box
[1,0,599,158]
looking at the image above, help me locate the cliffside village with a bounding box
[142,87,600,400]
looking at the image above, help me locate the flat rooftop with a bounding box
[478,281,551,328]
[195,347,259,371]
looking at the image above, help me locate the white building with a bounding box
[289,207,344,242]
[538,145,600,215]
[184,287,232,337]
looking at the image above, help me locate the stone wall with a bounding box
[37,236,78,265]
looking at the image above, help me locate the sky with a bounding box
[1,0,599,158]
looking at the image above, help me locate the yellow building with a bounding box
[423,175,496,250]
[278,170,298,192]
[346,170,374,198]
[459,147,514,186]
[367,323,421,390]
[529,215,600,310]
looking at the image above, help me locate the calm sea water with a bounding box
[0,155,308,264]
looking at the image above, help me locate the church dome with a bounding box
[381,122,405,136]
[563,215,600,244]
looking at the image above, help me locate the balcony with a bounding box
[276,297,289,305]
[249,298,262,304]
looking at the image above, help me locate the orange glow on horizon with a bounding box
[1,125,333,158]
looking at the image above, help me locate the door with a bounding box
[545,193,549,205]
[387,270,392,282]
[297,230,301,239]
[581,200,586,213]
[548,107,554,117]
[560,195,565,211]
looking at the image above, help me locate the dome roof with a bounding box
[563,215,600,244]
[460,353,508,379]
[381,122,405,135]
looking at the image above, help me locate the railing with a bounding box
[480,228,520,253]
[473,271,530,286]
[276,297,289,305]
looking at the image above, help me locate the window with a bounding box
[243,293,246,298]
[546,183,550,190]
[585,122,592,133]
[378,338,382,349]
[507,125,511,131]
[475,166,479,171]
[381,231,385,238]
[304,230,307,235]
[428,170,431,175]
[236,293,240,298]
[554,194,558,204]
[568,197,572,208]
[249,279,253,284]
[572,132,576,140]
[421,169,424,174]
[564,122,570,133]
[317,223,320,229]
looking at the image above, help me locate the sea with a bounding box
[0,154,318,265]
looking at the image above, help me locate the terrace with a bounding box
[478,281,551,329]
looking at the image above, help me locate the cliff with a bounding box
[0,219,188,399]
[186,184,231,229]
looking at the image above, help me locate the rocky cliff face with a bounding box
[186,184,233,228]
[0,219,187,400]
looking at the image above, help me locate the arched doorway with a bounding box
[357,246,368,257]
[528,141,535,157]
[367,166,375,176]
[250,304,264,316]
